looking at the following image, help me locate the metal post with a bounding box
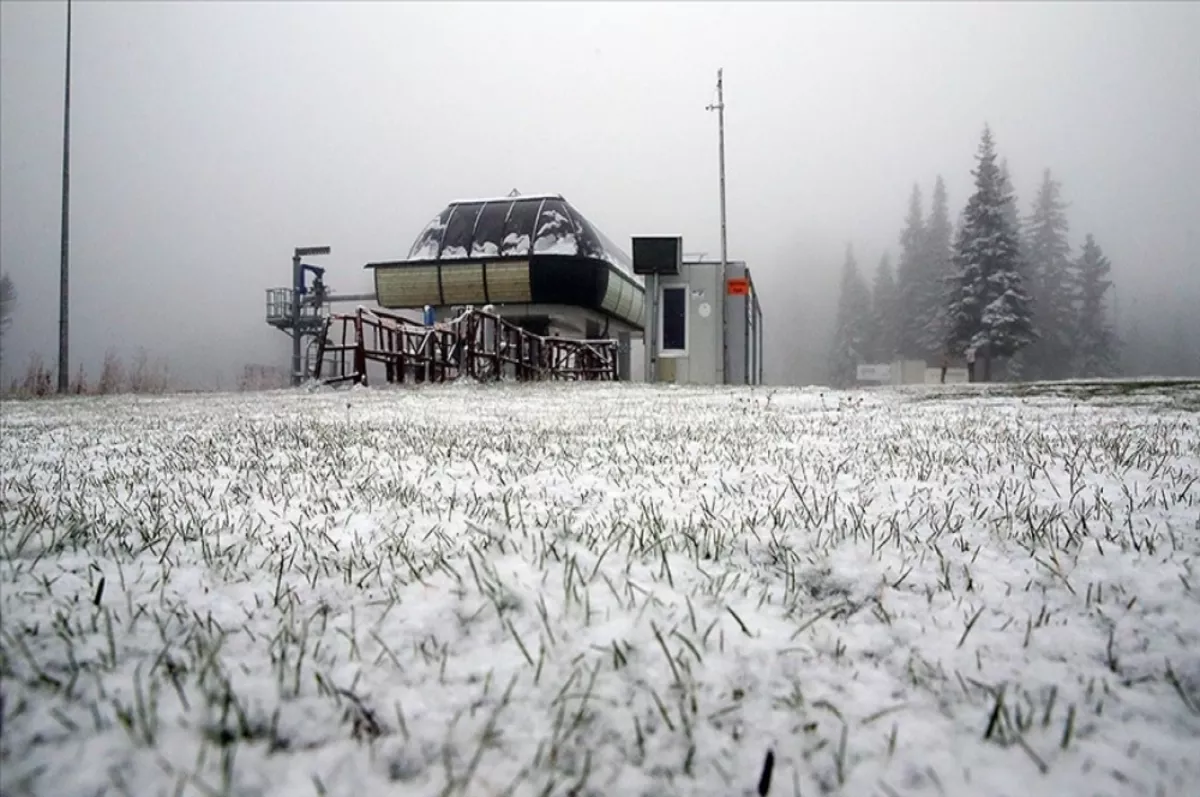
[707,68,728,385]
[57,0,72,393]
[291,245,331,386]
[617,330,631,381]
[744,273,751,385]
[291,251,301,385]
[644,273,658,382]
[756,298,764,385]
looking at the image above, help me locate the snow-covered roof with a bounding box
[404,194,634,273]
[448,192,564,205]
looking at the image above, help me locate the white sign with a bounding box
[697,302,712,318]
[856,363,892,381]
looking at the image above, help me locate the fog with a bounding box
[2,1,1197,388]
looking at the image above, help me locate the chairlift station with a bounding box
[264,193,764,387]
[264,71,761,387]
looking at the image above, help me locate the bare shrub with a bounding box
[96,349,125,395]
[127,348,171,394]
[20,353,53,397]
[239,364,288,392]
[72,364,88,395]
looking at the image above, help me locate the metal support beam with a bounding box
[617,331,631,381]
[291,252,301,385]
[756,294,764,385]
[744,270,751,385]
[644,273,659,383]
[291,246,330,385]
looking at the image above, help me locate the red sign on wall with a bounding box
[726,277,750,296]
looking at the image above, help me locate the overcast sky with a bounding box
[1,1,1197,387]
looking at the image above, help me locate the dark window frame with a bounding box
[660,285,688,355]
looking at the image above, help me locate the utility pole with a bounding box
[57,0,72,393]
[706,68,728,384]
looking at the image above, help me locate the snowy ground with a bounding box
[2,381,1199,797]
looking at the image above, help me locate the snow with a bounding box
[532,233,579,256]
[534,208,573,243]
[409,238,441,261]
[500,233,531,256]
[2,382,1199,797]
[470,241,501,258]
[450,193,564,205]
[408,217,448,261]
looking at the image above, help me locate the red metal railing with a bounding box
[313,306,619,386]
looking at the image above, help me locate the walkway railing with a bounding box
[314,306,619,386]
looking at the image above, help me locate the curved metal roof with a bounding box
[406,194,634,274]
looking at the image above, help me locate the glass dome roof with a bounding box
[406,194,633,274]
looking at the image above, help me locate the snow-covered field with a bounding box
[2,382,1199,797]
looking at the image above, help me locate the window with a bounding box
[660,285,687,356]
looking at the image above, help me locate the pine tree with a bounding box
[869,253,900,363]
[895,185,925,360]
[917,176,954,359]
[996,159,1035,380]
[827,244,873,387]
[1022,169,1076,380]
[1073,234,1118,378]
[999,160,1021,240]
[946,126,1036,381]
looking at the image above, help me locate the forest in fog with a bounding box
[822,125,1197,386]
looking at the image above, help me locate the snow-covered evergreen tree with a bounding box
[946,126,1036,381]
[999,160,1022,240]
[1073,234,1119,378]
[1022,169,1076,380]
[996,158,1035,380]
[827,244,872,387]
[868,253,900,363]
[917,176,954,360]
[895,185,925,360]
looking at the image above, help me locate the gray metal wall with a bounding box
[643,260,763,386]
[652,263,721,385]
[720,263,764,385]
[724,262,748,385]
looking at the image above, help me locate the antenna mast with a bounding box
[706,69,728,271]
[706,68,728,384]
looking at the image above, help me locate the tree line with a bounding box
[829,125,1120,385]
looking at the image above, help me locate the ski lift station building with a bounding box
[270,192,764,385]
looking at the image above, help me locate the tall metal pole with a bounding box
[706,68,728,384]
[57,0,72,393]
[714,69,727,271]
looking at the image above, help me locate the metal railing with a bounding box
[314,306,620,386]
[265,288,325,327]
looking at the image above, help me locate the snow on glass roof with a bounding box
[406,194,634,273]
